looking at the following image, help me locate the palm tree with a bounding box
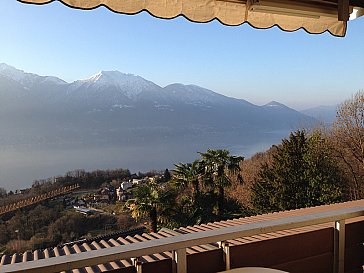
[172,160,204,206]
[199,149,244,216]
[126,182,174,232]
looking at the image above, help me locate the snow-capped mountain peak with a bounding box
[264,101,288,108]
[74,70,161,99]
[0,63,32,83]
[87,70,156,86]
[0,63,66,86]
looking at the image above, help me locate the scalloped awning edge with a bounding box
[18,0,348,37]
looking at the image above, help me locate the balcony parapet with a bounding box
[1,200,363,273]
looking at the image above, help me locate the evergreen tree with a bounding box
[252,130,345,213]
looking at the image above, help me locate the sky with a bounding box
[0,0,363,109]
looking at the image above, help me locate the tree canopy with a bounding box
[126,182,175,232]
[331,91,364,199]
[199,149,244,216]
[252,130,345,213]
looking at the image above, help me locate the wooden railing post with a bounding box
[135,260,142,273]
[333,220,345,273]
[132,257,142,273]
[219,241,231,270]
[173,248,187,273]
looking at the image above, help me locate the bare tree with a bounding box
[331,91,364,199]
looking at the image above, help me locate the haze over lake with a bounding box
[0,64,317,190]
[0,132,289,191]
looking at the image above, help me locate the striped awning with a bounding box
[18,0,364,37]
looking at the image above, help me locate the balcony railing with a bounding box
[1,206,363,273]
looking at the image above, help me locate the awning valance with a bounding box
[18,0,364,37]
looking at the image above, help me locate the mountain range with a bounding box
[0,63,317,189]
[0,63,316,144]
[301,105,337,124]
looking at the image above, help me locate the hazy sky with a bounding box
[0,0,363,109]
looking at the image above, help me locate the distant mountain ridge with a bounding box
[0,62,317,148]
[0,63,66,87]
[301,105,338,124]
[0,63,306,110]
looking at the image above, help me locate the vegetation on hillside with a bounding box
[127,149,247,231]
[0,201,134,253]
[330,91,364,199]
[0,168,131,207]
